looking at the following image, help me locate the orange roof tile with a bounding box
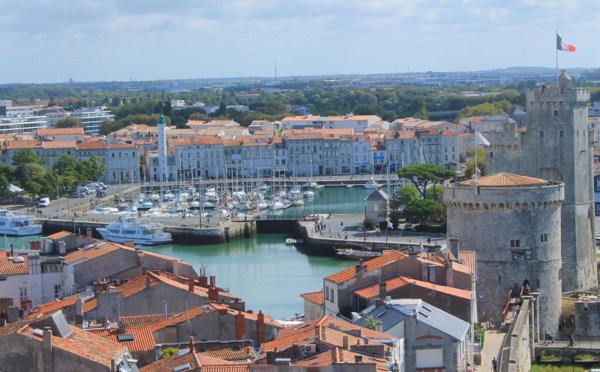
[459,251,476,274]
[38,128,85,136]
[0,251,29,275]
[6,140,41,149]
[42,140,77,149]
[77,141,107,150]
[293,347,388,371]
[88,326,155,353]
[458,172,549,187]
[301,290,324,306]
[29,296,78,316]
[325,251,408,284]
[18,319,128,367]
[354,276,471,300]
[46,230,74,240]
[62,241,122,264]
[195,341,255,362]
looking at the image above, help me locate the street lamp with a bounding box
[198,176,203,228]
[55,169,59,200]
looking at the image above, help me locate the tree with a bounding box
[12,148,44,167]
[365,315,382,331]
[161,347,179,359]
[54,154,77,173]
[397,164,456,199]
[55,116,83,128]
[403,199,442,226]
[388,185,420,227]
[464,148,486,179]
[0,173,9,198]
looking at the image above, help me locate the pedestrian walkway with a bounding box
[478,330,505,371]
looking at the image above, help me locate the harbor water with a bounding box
[6,187,386,319]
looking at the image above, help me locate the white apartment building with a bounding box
[0,115,47,135]
[106,143,139,184]
[173,138,225,180]
[70,107,114,135]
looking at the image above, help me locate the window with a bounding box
[19,286,28,301]
[510,239,520,248]
[540,131,544,138]
[540,233,548,242]
[54,285,61,298]
[554,110,559,117]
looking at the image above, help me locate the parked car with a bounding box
[404,223,416,232]
[98,182,108,189]
[69,192,86,198]
[37,197,50,207]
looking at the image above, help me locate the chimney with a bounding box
[257,311,265,345]
[189,336,195,354]
[162,301,168,318]
[379,282,387,300]
[236,311,245,340]
[145,275,151,290]
[10,244,13,257]
[188,278,195,292]
[118,322,126,334]
[208,286,219,301]
[86,228,92,238]
[75,298,84,325]
[198,276,208,287]
[43,327,53,369]
[449,238,459,260]
[209,276,215,286]
[343,336,349,349]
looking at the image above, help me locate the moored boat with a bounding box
[0,209,42,236]
[97,216,172,245]
[336,248,381,260]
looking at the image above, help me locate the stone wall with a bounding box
[504,299,532,372]
[444,183,563,334]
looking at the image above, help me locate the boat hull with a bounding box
[97,228,172,245]
[0,226,43,236]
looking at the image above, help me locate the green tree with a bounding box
[397,164,456,199]
[54,154,78,173]
[161,347,179,359]
[12,148,44,167]
[0,173,9,198]
[388,185,420,227]
[464,148,486,179]
[365,315,382,331]
[403,199,442,226]
[17,163,46,195]
[55,116,83,128]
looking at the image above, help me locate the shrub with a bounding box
[161,347,179,359]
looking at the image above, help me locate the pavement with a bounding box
[477,330,505,371]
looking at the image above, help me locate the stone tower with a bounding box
[157,114,168,182]
[486,70,597,291]
[444,173,564,334]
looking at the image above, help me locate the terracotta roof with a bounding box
[0,251,29,275]
[29,296,78,316]
[293,347,388,371]
[140,351,249,372]
[6,140,41,149]
[88,326,155,353]
[325,251,408,284]
[108,143,137,149]
[17,318,128,367]
[195,341,256,362]
[38,128,85,136]
[46,231,74,240]
[63,241,122,264]
[77,141,107,150]
[271,316,393,353]
[458,172,549,187]
[354,275,471,301]
[42,140,77,149]
[459,251,476,274]
[119,313,167,327]
[300,290,324,305]
[147,306,210,332]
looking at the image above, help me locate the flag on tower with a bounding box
[557,34,576,52]
[474,130,490,147]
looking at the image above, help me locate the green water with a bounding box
[7,187,384,319]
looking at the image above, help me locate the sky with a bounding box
[0,0,597,84]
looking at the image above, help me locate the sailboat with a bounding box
[364,176,380,189]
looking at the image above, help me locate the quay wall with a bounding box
[40,219,256,245]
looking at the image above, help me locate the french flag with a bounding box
[557,34,576,52]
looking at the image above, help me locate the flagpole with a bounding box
[556,29,559,86]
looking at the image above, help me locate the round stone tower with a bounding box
[443,173,564,334]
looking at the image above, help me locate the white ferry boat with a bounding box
[0,209,43,236]
[97,216,172,245]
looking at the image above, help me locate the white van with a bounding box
[37,197,50,207]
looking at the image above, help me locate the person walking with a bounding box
[491,357,497,371]
[568,333,575,347]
